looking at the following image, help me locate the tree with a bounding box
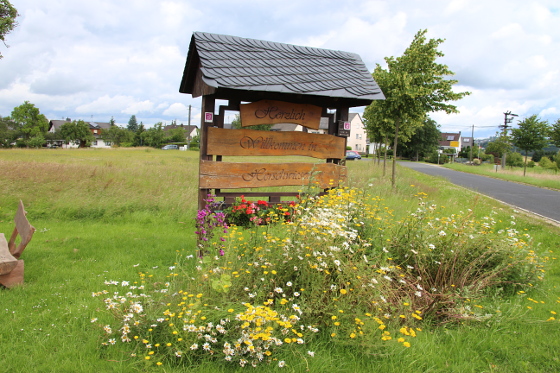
[0,0,18,59]
[10,101,49,143]
[510,115,550,176]
[127,115,138,132]
[398,117,441,160]
[27,134,45,148]
[109,116,116,126]
[59,119,95,148]
[551,118,560,147]
[166,126,187,143]
[102,125,133,146]
[484,133,510,160]
[135,122,145,146]
[141,122,165,148]
[0,115,18,146]
[364,29,470,187]
[363,107,393,174]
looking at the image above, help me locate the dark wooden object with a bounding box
[0,201,35,288]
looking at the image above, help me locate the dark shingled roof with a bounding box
[179,32,384,107]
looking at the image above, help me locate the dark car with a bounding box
[345,150,361,160]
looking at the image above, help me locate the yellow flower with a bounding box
[156,362,163,366]
[340,289,347,295]
[349,333,356,339]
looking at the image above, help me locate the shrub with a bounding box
[506,151,524,167]
[539,156,552,168]
[94,187,543,369]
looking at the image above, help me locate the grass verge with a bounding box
[443,162,560,191]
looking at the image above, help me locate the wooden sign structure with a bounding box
[240,100,322,130]
[197,99,348,208]
[178,32,385,210]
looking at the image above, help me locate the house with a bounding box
[461,136,474,150]
[270,113,370,153]
[438,132,462,154]
[345,113,368,153]
[162,123,199,142]
[48,118,112,148]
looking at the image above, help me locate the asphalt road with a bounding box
[398,162,560,224]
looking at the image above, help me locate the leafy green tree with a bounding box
[363,108,392,173]
[398,117,441,160]
[364,29,470,187]
[189,134,200,149]
[109,116,116,126]
[27,134,45,148]
[59,119,94,148]
[127,115,138,132]
[10,101,49,142]
[551,119,560,147]
[0,0,18,59]
[510,115,550,176]
[485,133,510,159]
[0,115,18,146]
[134,122,145,146]
[505,151,524,168]
[166,126,187,143]
[141,122,165,148]
[102,125,133,146]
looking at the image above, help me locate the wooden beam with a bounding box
[207,127,345,159]
[200,160,346,189]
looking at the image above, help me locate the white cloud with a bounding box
[1,0,559,138]
[163,103,189,118]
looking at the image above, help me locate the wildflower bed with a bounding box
[94,186,544,370]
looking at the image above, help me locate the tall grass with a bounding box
[1,149,560,372]
[444,162,560,191]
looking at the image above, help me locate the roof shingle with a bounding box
[180,32,384,106]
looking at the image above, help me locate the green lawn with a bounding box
[1,148,560,372]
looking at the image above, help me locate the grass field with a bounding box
[1,148,560,372]
[444,162,560,191]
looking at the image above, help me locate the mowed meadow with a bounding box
[1,148,560,372]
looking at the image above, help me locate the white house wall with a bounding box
[345,113,368,153]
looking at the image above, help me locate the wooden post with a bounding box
[198,95,216,211]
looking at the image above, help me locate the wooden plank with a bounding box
[0,259,24,288]
[0,233,17,276]
[9,200,36,259]
[240,100,322,130]
[200,160,346,189]
[207,127,345,159]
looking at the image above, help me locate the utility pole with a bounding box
[470,124,474,164]
[499,111,517,169]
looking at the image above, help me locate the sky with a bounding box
[1,0,559,139]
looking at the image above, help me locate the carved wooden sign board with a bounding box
[199,99,347,193]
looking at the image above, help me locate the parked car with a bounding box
[161,144,179,150]
[345,150,361,160]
